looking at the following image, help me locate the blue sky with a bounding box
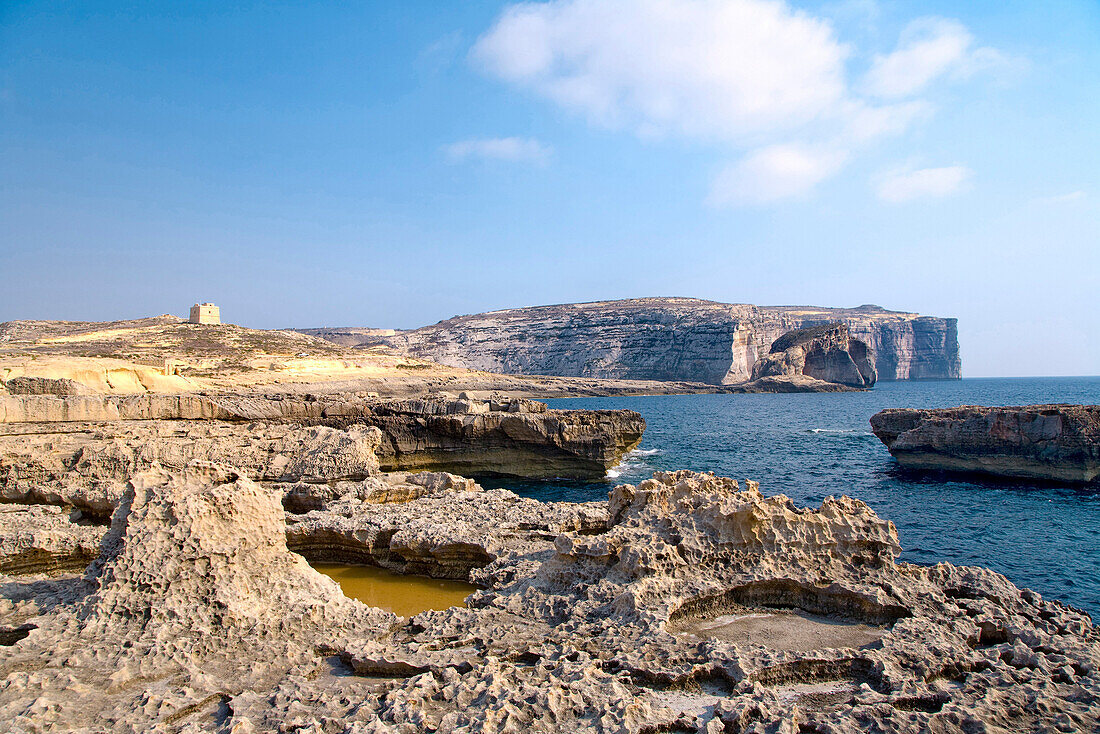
[1,0,1097,377]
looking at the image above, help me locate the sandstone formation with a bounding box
[354,298,960,385]
[750,323,877,388]
[872,404,1100,483]
[0,467,1096,732]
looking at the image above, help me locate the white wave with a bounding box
[605,447,661,480]
[807,428,874,437]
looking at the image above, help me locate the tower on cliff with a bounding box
[189,303,221,325]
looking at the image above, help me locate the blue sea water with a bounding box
[492,378,1100,616]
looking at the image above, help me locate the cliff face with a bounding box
[378,299,960,385]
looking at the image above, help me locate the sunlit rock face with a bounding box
[378,298,960,384]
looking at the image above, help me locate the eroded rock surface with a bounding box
[0,466,395,732]
[0,504,105,575]
[0,422,384,516]
[871,404,1100,482]
[750,323,877,388]
[1,467,1095,733]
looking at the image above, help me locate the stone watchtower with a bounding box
[189,303,221,325]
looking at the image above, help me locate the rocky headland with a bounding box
[1,312,1095,732]
[327,298,961,385]
[871,404,1100,483]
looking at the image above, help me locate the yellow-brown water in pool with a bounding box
[312,563,475,617]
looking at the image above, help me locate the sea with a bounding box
[489,378,1100,616]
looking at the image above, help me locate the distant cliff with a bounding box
[316,299,960,385]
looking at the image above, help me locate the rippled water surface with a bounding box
[495,378,1100,615]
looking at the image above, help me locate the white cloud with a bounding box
[444,137,552,164]
[473,0,851,142]
[862,17,1001,99]
[472,1,1008,206]
[709,145,848,206]
[876,165,972,202]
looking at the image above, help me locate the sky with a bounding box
[1,0,1098,377]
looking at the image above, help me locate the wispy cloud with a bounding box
[473,0,1011,206]
[443,137,552,164]
[861,18,999,99]
[1032,190,1087,206]
[876,165,973,202]
[709,145,848,207]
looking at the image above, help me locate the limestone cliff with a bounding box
[371,298,959,385]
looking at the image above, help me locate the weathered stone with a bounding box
[751,322,877,388]
[871,404,1100,482]
[1,377,97,396]
[340,397,645,478]
[0,504,105,575]
[0,422,384,515]
[0,467,1096,732]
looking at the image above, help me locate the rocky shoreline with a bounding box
[0,464,1095,732]
[0,386,1096,731]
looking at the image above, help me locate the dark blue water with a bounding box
[494,378,1100,616]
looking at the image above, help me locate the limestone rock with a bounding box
[376,298,960,384]
[871,404,1100,482]
[750,323,876,388]
[0,504,106,575]
[0,393,644,479]
[341,396,645,478]
[287,483,608,578]
[281,470,479,512]
[1,377,97,396]
[0,467,1096,732]
[0,466,395,732]
[0,422,384,516]
[728,374,861,393]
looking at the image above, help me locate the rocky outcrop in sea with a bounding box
[746,322,877,390]
[871,404,1100,483]
[342,298,960,385]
